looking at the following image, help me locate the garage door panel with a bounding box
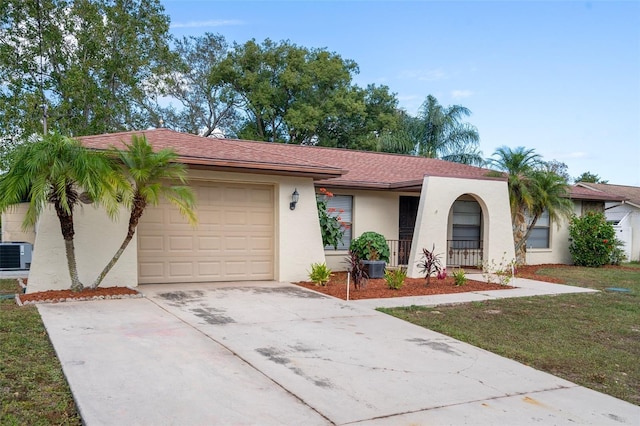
[139,235,164,251]
[138,182,274,284]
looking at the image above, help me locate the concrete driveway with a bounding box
[39,281,639,425]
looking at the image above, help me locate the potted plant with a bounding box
[349,231,390,278]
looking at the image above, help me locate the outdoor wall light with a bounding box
[290,188,300,210]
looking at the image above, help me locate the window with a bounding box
[451,200,481,249]
[324,195,352,250]
[526,210,550,249]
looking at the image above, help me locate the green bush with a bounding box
[452,268,467,286]
[610,239,627,266]
[568,212,617,267]
[308,262,332,286]
[384,267,406,290]
[349,231,390,262]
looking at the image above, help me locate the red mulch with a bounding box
[295,271,511,300]
[17,286,140,305]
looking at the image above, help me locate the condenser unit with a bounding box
[0,242,33,270]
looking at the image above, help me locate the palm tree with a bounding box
[379,95,484,165]
[0,133,121,291]
[489,146,572,263]
[416,95,484,166]
[489,146,542,221]
[90,135,197,288]
[517,169,573,253]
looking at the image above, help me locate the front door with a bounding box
[398,196,419,264]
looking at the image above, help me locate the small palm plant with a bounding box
[90,135,197,289]
[308,262,332,286]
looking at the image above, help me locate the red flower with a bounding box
[603,239,608,243]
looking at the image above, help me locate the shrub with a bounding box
[344,250,368,289]
[610,238,627,266]
[417,245,443,286]
[384,267,407,290]
[452,268,467,286]
[569,212,617,267]
[308,262,332,286]
[349,231,390,262]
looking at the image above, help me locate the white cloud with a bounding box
[171,19,243,29]
[451,90,473,99]
[399,68,447,81]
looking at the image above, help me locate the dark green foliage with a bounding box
[0,0,175,142]
[349,231,390,262]
[569,212,617,267]
[316,188,346,250]
[574,171,608,184]
[609,240,627,266]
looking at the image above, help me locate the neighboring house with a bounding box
[574,182,640,262]
[2,128,517,293]
[525,185,626,265]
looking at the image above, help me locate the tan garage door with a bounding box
[137,182,274,284]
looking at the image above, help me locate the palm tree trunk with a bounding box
[512,206,528,265]
[90,197,146,289]
[54,204,84,291]
[64,238,84,292]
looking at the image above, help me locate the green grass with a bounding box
[379,264,640,406]
[0,279,81,425]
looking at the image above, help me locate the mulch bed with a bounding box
[16,286,141,305]
[295,271,511,300]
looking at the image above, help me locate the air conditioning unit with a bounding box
[0,242,33,270]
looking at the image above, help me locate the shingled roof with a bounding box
[574,182,637,205]
[79,128,505,190]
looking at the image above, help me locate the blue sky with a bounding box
[162,1,640,186]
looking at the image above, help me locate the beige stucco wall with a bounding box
[525,201,581,265]
[324,189,401,271]
[20,169,326,292]
[407,176,516,278]
[27,204,138,293]
[1,204,36,244]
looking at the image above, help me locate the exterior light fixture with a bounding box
[290,188,299,210]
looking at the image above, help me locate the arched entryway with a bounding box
[446,195,485,268]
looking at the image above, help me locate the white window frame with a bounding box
[526,210,551,249]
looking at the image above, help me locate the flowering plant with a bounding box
[317,188,349,250]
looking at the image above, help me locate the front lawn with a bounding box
[379,265,640,406]
[0,279,81,425]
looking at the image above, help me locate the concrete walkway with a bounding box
[37,279,639,425]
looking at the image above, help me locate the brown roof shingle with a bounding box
[569,185,627,202]
[79,128,504,189]
[574,182,638,205]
